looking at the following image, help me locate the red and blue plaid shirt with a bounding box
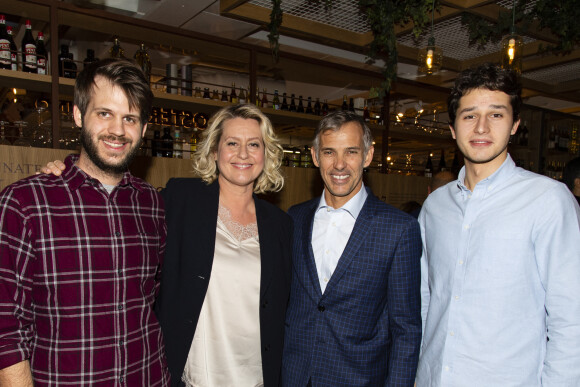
[0,154,169,386]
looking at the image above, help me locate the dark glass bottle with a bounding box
[341,95,348,111]
[202,87,210,99]
[6,26,17,71]
[306,97,313,114]
[152,130,162,157]
[0,15,11,70]
[363,100,370,122]
[212,89,219,101]
[21,20,37,73]
[297,95,305,113]
[322,99,329,116]
[425,154,433,178]
[133,44,151,83]
[314,98,321,116]
[221,90,228,102]
[83,49,99,69]
[349,98,355,112]
[272,90,280,110]
[58,45,69,77]
[229,82,237,103]
[109,38,125,58]
[261,88,269,108]
[36,32,47,75]
[67,52,77,79]
[438,149,447,172]
[289,94,297,112]
[281,92,289,110]
[161,127,173,158]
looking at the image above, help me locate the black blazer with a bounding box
[155,178,293,387]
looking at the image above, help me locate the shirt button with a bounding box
[119,339,124,346]
[119,376,124,383]
[115,231,121,237]
[444,366,450,372]
[325,249,329,254]
[117,269,122,275]
[455,295,460,300]
[464,225,470,230]
[450,331,455,336]
[459,260,464,265]
[318,305,325,312]
[324,277,329,283]
[118,304,123,310]
[332,222,336,227]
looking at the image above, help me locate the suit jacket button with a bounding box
[318,305,325,312]
[264,344,270,351]
[262,301,268,308]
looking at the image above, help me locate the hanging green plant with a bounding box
[268,0,437,96]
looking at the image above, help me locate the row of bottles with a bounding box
[283,146,314,168]
[547,123,579,155]
[423,149,459,177]
[150,127,198,159]
[0,16,47,74]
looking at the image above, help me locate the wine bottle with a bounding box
[425,154,433,178]
[202,87,210,99]
[238,87,246,104]
[133,44,151,83]
[306,97,313,114]
[349,97,355,112]
[322,99,329,116]
[518,121,529,146]
[341,95,348,111]
[438,149,447,172]
[161,127,173,158]
[272,90,280,110]
[21,20,37,73]
[221,90,228,102]
[297,95,305,113]
[189,128,198,160]
[83,49,99,69]
[212,90,219,101]
[6,26,17,71]
[59,45,70,77]
[314,98,321,116]
[0,15,11,70]
[230,82,238,103]
[289,94,297,112]
[173,128,183,159]
[281,92,289,110]
[260,89,268,108]
[36,32,47,74]
[67,52,77,79]
[109,38,125,58]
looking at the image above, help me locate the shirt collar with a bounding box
[63,153,144,192]
[457,154,516,193]
[316,183,368,220]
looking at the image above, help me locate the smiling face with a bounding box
[74,76,145,184]
[214,117,265,192]
[450,88,519,181]
[312,121,374,209]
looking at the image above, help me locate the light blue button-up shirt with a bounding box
[417,155,580,386]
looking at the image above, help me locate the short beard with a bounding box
[79,129,142,175]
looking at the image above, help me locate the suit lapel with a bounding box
[322,194,376,296]
[256,198,273,298]
[301,200,323,298]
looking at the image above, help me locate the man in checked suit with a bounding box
[282,110,422,386]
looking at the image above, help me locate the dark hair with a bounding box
[313,110,373,155]
[448,63,522,127]
[74,58,153,127]
[562,157,580,192]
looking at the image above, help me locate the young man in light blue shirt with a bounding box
[417,63,580,386]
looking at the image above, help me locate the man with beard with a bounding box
[417,63,580,386]
[0,59,169,386]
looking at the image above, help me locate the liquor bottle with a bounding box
[6,26,17,71]
[152,130,162,157]
[438,149,447,172]
[212,90,219,101]
[202,87,210,99]
[173,129,183,159]
[363,100,370,122]
[109,38,125,58]
[424,154,433,178]
[83,49,99,69]
[35,32,47,74]
[230,82,238,103]
[59,45,70,77]
[161,127,173,158]
[297,95,305,113]
[67,52,77,79]
[341,95,348,111]
[21,20,37,73]
[272,90,280,110]
[0,15,11,70]
[221,90,228,102]
[261,88,269,108]
[281,92,289,110]
[322,99,329,116]
[194,87,202,98]
[133,44,151,83]
[255,89,261,107]
[189,128,198,160]
[314,98,321,116]
[238,87,246,104]
[289,94,297,112]
[305,97,313,114]
[518,121,529,146]
[349,98,355,112]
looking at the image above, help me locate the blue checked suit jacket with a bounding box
[282,187,422,387]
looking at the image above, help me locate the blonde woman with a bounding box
[156,103,292,387]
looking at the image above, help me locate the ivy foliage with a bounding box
[268,0,437,96]
[462,0,580,55]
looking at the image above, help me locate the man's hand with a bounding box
[38,160,66,176]
[0,360,34,386]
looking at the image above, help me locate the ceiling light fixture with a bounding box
[418,1,442,75]
[500,0,523,74]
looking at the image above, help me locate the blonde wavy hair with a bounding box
[193,104,285,194]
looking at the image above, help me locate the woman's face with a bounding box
[214,117,265,190]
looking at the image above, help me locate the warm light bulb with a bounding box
[508,38,516,64]
[426,49,434,68]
